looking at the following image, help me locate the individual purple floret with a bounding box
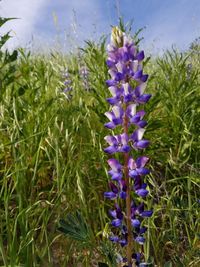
[104,180,127,200]
[103,26,153,267]
[128,157,150,178]
[104,134,131,154]
[131,129,150,150]
[109,205,124,227]
[104,105,124,129]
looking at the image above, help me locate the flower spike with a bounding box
[104,26,153,267]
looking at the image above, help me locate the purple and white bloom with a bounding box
[126,104,147,128]
[109,235,119,242]
[109,205,124,227]
[128,157,150,178]
[105,105,124,129]
[122,83,134,103]
[131,129,150,149]
[79,66,88,79]
[104,182,118,199]
[79,66,90,91]
[135,236,145,245]
[63,69,72,90]
[62,68,73,99]
[133,83,151,104]
[106,85,123,105]
[135,187,149,198]
[104,180,127,200]
[107,158,123,181]
[104,133,130,154]
[131,218,141,228]
[104,26,153,266]
[132,202,153,218]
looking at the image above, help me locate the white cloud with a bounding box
[0,0,48,49]
[0,0,104,50]
[3,0,199,52]
[142,1,200,53]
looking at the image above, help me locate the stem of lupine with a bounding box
[124,107,133,266]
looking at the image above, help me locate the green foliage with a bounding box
[58,211,93,244]
[143,49,200,267]
[0,17,18,101]
[0,17,18,28]
[0,22,199,267]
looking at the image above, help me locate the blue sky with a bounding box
[1,0,200,53]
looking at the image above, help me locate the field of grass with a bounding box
[0,19,200,266]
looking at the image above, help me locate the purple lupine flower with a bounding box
[80,66,88,79]
[104,26,153,266]
[133,202,153,218]
[133,83,151,104]
[109,235,119,242]
[126,105,147,128]
[104,182,119,199]
[119,239,128,247]
[63,69,72,90]
[109,205,124,227]
[107,158,123,181]
[128,157,150,178]
[134,179,149,198]
[79,66,90,91]
[104,133,131,154]
[135,236,145,245]
[62,68,73,99]
[131,129,150,149]
[104,180,127,200]
[132,253,142,266]
[105,105,124,129]
[106,85,122,105]
[131,218,141,228]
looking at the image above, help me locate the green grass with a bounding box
[0,24,200,266]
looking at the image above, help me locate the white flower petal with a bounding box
[137,128,145,140]
[128,104,137,116]
[133,60,138,72]
[123,83,129,95]
[105,111,114,121]
[139,83,147,94]
[112,106,122,118]
[108,86,118,96]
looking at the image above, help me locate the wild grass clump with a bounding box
[0,18,200,266]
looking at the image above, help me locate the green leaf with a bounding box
[58,211,93,245]
[8,50,18,62]
[0,32,11,48]
[0,17,18,27]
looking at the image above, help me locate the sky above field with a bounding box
[1,0,200,53]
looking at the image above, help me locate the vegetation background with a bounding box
[0,18,200,266]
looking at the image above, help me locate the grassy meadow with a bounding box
[0,19,200,267]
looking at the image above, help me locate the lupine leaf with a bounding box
[58,211,93,244]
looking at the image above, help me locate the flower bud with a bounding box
[111,26,124,47]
